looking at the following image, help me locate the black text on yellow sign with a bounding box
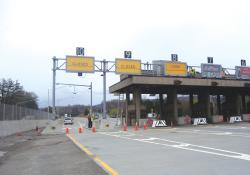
[66,56,95,73]
[115,59,141,74]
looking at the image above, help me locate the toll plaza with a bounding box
[109,58,250,126]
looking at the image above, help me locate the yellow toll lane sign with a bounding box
[165,62,187,76]
[66,56,94,73]
[115,59,141,74]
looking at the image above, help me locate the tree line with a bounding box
[0,78,38,109]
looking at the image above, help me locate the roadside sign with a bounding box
[66,56,94,73]
[152,120,167,127]
[201,63,222,78]
[164,62,187,76]
[115,58,141,74]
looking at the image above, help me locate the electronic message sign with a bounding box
[66,56,94,73]
[164,62,187,76]
[115,59,141,74]
[235,66,250,79]
[201,64,222,78]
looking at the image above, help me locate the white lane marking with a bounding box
[99,131,250,161]
[175,129,250,138]
[0,151,6,157]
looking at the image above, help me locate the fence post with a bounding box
[12,105,15,120]
[3,103,5,121]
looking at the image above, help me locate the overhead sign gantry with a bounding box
[52,49,249,119]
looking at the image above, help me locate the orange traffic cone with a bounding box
[143,122,148,130]
[92,126,96,133]
[65,127,69,134]
[123,123,128,131]
[134,122,139,131]
[78,127,82,134]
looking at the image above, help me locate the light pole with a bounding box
[48,89,50,119]
[52,56,57,115]
[102,59,107,119]
[89,82,93,115]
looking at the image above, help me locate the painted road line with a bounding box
[100,131,250,162]
[0,151,6,158]
[67,134,118,175]
[174,129,250,138]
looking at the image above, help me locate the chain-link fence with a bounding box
[0,103,54,121]
[0,103,55,137]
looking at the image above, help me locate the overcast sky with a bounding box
[0,0,250,107]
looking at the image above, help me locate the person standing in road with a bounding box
[88,114,92,128]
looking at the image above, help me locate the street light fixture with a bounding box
[56,82,93,116]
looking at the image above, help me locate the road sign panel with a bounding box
[115,59,141,74]
[124,51,132,58]
[171,54,178,61]
[241,59,246,66]
[236,66,250,79]
[201,63,222,78]
[76,47,84,56]
[164,62,187,76]
[66,56,94,73]
[207,57,213,63]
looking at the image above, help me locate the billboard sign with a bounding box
[115,59,141,74]
[66,56,94,73]
[235,66,250,79]
[164,62,187,76]
[201,64,222,78]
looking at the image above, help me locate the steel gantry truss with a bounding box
[52,53,240,119]
[52,56,116,119]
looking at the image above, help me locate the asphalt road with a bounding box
[0,128,107,175]
[70,121,250,175]
[1,118,250,175]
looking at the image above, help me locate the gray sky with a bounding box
[0,0,250,107]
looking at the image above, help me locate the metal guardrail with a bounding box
[0,103,54,121]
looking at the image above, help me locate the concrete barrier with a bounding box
[97,118,120,129]
[0,119,50,137]
[139,119,147,127]
[193,118,207,125]
[178,115,191,125]
[152,120,167,127]
[211,115,224,123]
[242,114,250,121]
[229,116,242,123]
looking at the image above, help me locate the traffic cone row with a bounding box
[121,122,150,131]
[65,126,97,134]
